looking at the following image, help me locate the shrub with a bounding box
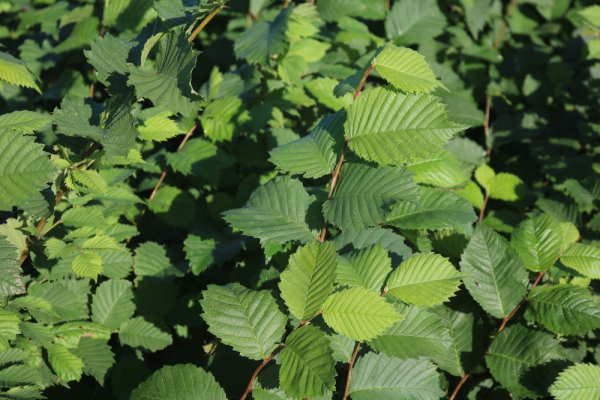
[1,0,600,399]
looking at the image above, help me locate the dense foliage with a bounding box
[1,0,600,399]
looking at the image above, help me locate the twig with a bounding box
[317,64,374,242]
[343,342,361,400]
[240,344,285,400]
[188,5,222,43]
[493,0,518,50]
[41,220,63,237]
[478,193,490,224]
[484,93,491,159]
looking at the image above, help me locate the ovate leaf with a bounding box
[279,325,336,398]
[511,214,563,272]
[460,224,528,318]
[336,244,392,292]
[91,279,136,330]
[349,353,444,400]
[0,235,25,297]
[72,252,104,281]
[119,317,173,352]
[47,343,84,382]
[200,283,287,360]
[322,287,401,341]
[279,241,337,321]
[561,243,600,279]
[529,285,600,335]
[345,88,467,166]
[385,0,447,44]
[0,51,41,93]
[71,338,115,385]
[386,253,462,307]
[222,176,318,244]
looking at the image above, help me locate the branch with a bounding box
[483,93,491,159]
[493,0,518,50]
[478,193,490,224]
[240,344,285,400]
[188,5,222,43]
[317,64,374,242]
[342,342,361,400]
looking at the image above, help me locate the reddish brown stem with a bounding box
[240,344,285,400]
[493,0,517,50]
[478,193,489,224]
[354,64,374,101]
[484,94,491,159]
[343,342,361,400]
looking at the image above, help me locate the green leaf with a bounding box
[234,7,292,64]
[369,303,451,359]
[529,284,600,335]
[71,338,115,385]
[279,241,337,321]
[345,88,467,166]
[137,109,185,142]
[322,287,401,341]
[550,363,600,400]
[462,0,492,39]
[0,51,41,93]
[279,325,336,398]
[385,0,447,44]
[337,244,392,291]
[71,170,108,195]
[0,235,25,298]
[328,333,355,363]
[201,96,242,142]
[72,252,104,281]
[561,243,600,279]
[134,242,182,278]
[0,310,20,352]
[460,224,528,318]
[386,253,462,307]
[511,214,563,272]
[183,234,243,275]
[0,131,56,211]
[119,317,173,352]
[333,227,413,261]
[385,188,477,231]
[131,364,227,400]
[475,164,523,201]
[222,176,318,244]
[128,28,200,117]
[374,43,448,93]
[486,324,566,398]
[408,149,471,188]
[0,364,42,387]
[47,343,85,382]
[91,279,136,330]
[200,283,287,360]
[270,110,345,179]
[349,353,445,400]
[0,111,51,134]
[84,33,134,94]
[305,77,352,111]
[52,321,111,348]
[323,161,418,231]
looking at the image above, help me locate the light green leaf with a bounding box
[138,109,185,142]
[408,149,471,188]
[0,111,51,134]
[0,131,56,211]
[324,162,418,231]
[349,353,445,400]
[222,176,318,244]
[561,243,600,279]
[462,0,491,39]
[328,333,355,363]
[201,96,242,142]
[460,224,528,318]
[119,317,172,352]
[369,303,451,359]
[337,244,391,292]
[385,188,477,231]
[305,77,352,111]
[386,253,462,307]
[0,310,20,352]
[511,214,563,272]
[47,343,85,382]
[131,364,227,400]
[72,252,104,281]
[279,241,337,321]
[322,287,401,341]
[0,364,42,387]
[71,170,108,195]
[134,242,182,278]
[200,283,287,360]
[128,29,200,117]
[71,338,115,385]
[486,324,567,398]
[345,88,467,166]
[529,284,600,335]
[0,235,25,297]
[279,325,336,398]
[550,363,600,400]
[52,321,111,348]
[91,279,136,330]
[269,110,345,179]
[374,43,447,93]
[0,51,41,93]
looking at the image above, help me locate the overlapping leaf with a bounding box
[336,244,391,291]
[561,243,600,279]
[550,363,600,400]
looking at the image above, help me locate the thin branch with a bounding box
[240,344,285,400]
[188,5,222,43]
[484,93,491,159]
[318,64,374,242]
[343,342,361,400]
[493,0,518,50]
[41,220,63,237]
[478,193,489,224]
